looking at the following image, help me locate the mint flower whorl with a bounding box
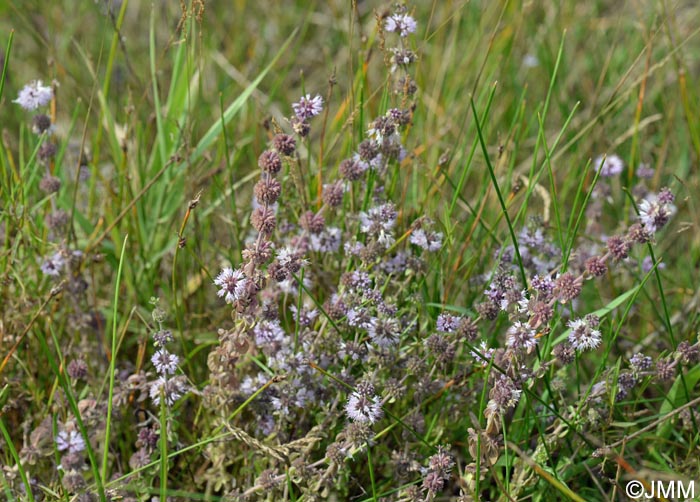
[214,267,249,304]
[14,80,53,110]
[292,94,323,120]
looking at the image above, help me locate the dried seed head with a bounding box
[39,174,61,194]
[322,181,344,207]
[584,256,608,277]
[258,150,282,174]
[273,133,296,156]
[606,235,630,262]
[552,343,575,365]
[32,114,52,134]
[626,223,651,244]
[251,206,277,235]
[67,359,88,380]
[38,142,58,160]
[299,210,325,234]
[254,177,282,205]
[339,158,366,181]
[554,272,581,304]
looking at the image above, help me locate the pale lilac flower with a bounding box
[593,154,624,177]
[55,430,85,454]
[641,255,666,273]
[410,228,443,251]
[292,94,323,120]
[214,267,248,304]
[345,391,383,424]
[14,80,53,110]
[253,319,285,346]
[385,14,417,37]
[359,203,397,234]
[289,304,319,327]
[310,227,342,252]
[636,164,654,179]
[151,349,179,375]
[41,251,65,276]
[436,313,461,333]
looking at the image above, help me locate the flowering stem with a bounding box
[159,393,168,502]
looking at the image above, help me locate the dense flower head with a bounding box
[593,154,624,177]
[258,150,282,174]
[638,189,676,233]
[67,359,88,380]
[273,133,296,156]
[506,321,539,354]
[14,80,53,110]
[410,228,443,251]
[385,13,417,37]
[152,329,174,346]
[55,429,85,454]
[310,227,342,252]
[366,316,401,347]
[436,312,461,333]
[345,389,383,424]
[567,316,601,351]
[253,319,286,346]
[214,267,248,304]
[292,94,323,120]
[486,376,521,415]
[32,114,52,134]
[554,272,581,304]
[322,181,345,207]
[149,375,186,406]
[151,349,179,375]
[339,157,367,181]
[254,177,282,205]
[41,251,66,276]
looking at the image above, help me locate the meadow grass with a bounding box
[1,0,699,500]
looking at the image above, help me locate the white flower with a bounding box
[366,317,401,347]
[522,54,539,68]
[506,321,539,353]
[213,267,248,304]
[567,318,601,351]
[345,391,383,424]
[14,80,53,110]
